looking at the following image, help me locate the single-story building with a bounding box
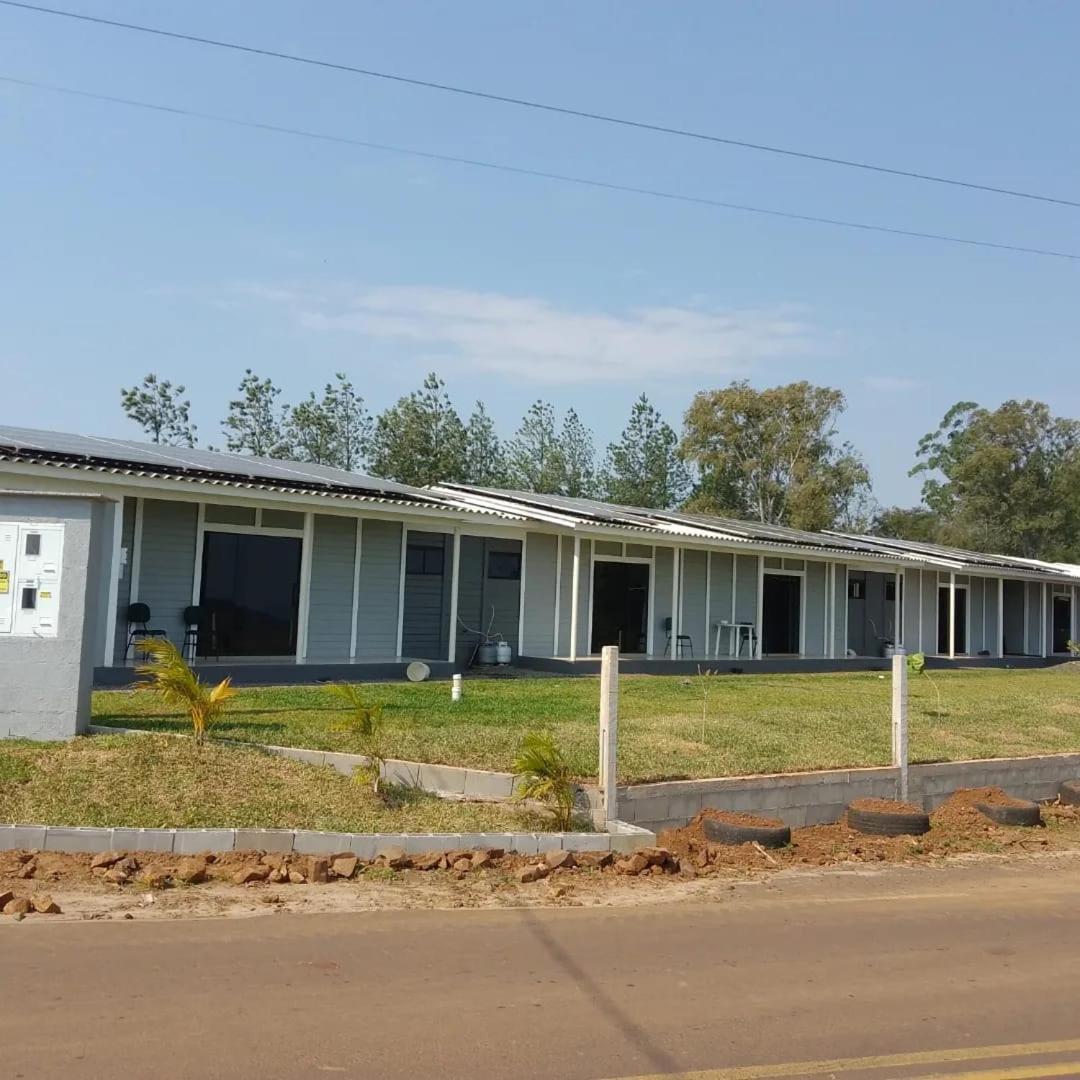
[1,425,1077,685]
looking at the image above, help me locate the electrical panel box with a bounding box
[0,521,64,638]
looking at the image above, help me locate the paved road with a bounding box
[4,858,1080,1080]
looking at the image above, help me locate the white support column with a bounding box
[997,577,1005,658]
[917,568,924,654]
[827,563,836,659]
[821,563,829,659]
[670,546,681,650]
[1041,582,1048,659]
[843,566,849,657]
[296,511,315,662]
[395,526,408,659]
[447,529,462,664]
[191,502,205,606]
[1024,582,1030,655]
[552,536,563,655]
[517,533,528,659]
[730,552,738,624]
[948,571,956,660]
[598,644,619,825]
[1073,583,1078,646]
[704,551,712,657]
[102,497,124,666]
[755,554,764,659]
[894,569,903,647]
[129,496,145,602]
[569,535,581,663]
[349,518,363,660]
[646,547,656,656]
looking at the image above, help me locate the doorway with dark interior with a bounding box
[1053,593,1072,654]
[591,560,649,654]
[937,585,968,655]
[199,531,302,657]
[762,573,801,655]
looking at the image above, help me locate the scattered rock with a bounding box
[15,852,34,864]
[640,847,673,867]
[118,856,140,874]
[576,851,613,869]
[31,894,61,915]
[268,869,284,883]
[138,870,169,889]
[331,856,359,880]
[452,858,472,873]
[287,870,306,885]
[232,865,270,886]
[517,864,550,884]
[4,897,32,916]
[123,912,134,920]
[104,868,129,885]
[544,850,576,871]
[90,851,125,870]
[260,853,286,870]
[305,857,330,884]
[413,853,443,871]
[470,851,494,870]
[616,853,650,876]
[16,860,36,880]
[175,857,208,885]
[0,890,13,909]
[375,846,411,870]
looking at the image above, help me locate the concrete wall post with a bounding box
[891,647,909,802]
[598,645,619,824]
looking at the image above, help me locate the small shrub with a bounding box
[331,683,389,794]
[512,731,577,831]
[1067,639,1080,658]
[906,652,926,675]
[134,638,235,744]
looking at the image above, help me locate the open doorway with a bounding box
[1053,593,1072,654]
[763,573,801,655]
[591,561,649,654]
[200,531,302,656]
[937,585,968,654]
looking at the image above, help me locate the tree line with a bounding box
[120,372,1080,562]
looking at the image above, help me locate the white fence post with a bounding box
[599,645,619,824]
[891,647,909,802]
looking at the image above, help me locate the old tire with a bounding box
[976,800,1042,827]
[847,806,930,837]
[1060,780,1080,806]
[702,818,791,849]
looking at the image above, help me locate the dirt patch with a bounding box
[848,797,924,814]
[698,809,785,828]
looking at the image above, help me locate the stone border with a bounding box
[0,823,655,857]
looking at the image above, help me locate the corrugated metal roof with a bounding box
[0,425,517,518]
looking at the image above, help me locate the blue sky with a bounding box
[2,1,1077,506]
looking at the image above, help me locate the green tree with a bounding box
[559,409,596,498]
[368,372,466,486]
[871,505,940,543]
[600,394,689,509]
[912,399,1080,558]
[680,380,871,530]
[221,370,290,457]
[120,374,196,446]
[462,401,506,486]
[506,400,565,494]
[286,374,372,470]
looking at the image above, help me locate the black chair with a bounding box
[182,605,219,661]
[662,616,694,658]
[124,602,168,661]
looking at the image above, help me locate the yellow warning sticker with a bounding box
[0,571,8,594]
[40,591,51,599]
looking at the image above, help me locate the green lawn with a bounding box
[92,665,1080,784]
[0,734,553,832]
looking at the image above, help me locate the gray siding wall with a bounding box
[831,563,847,657]
[576,539,592,656]
[653,546,673,655]
[456,535,523,663]
[520,532,556,657]
[136,498,197,649]
[1003,579,1026,654]
[306,514,356,660]
[679,549,707,657]
[402,531,450,660]
[112,496,137,663]
[1026,581,1043,654]
[554,537,593,656]
[804,560,827,656]
[708,552,734,654]
[918,569,938,654]
[354,519,402,659]
[902,569,920,648]
[733,554,758,625]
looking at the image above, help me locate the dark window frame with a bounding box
[406,543,445,576]
[24,533,41,557]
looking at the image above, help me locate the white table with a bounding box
[713,621,756,658]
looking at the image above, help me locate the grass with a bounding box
[91,665,1080,784]
[0,734,555,832]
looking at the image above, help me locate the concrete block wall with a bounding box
[617,752,1080,833]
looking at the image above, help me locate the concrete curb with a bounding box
[0,822,655,857]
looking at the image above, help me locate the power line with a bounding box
[3,0,1078,211]
[5,74,1078,262]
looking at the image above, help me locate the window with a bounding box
[764,556,783,569]
[204,504,257,526]
[848,580,864,599]
[24,533,41,556]
[885,580,897,602]
[260,509,305,531]
[594,541,622,557]
[487,551,522,580]
[20,587,36,610]
[406,543,444,576]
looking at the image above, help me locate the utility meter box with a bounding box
[0,491,115,741]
